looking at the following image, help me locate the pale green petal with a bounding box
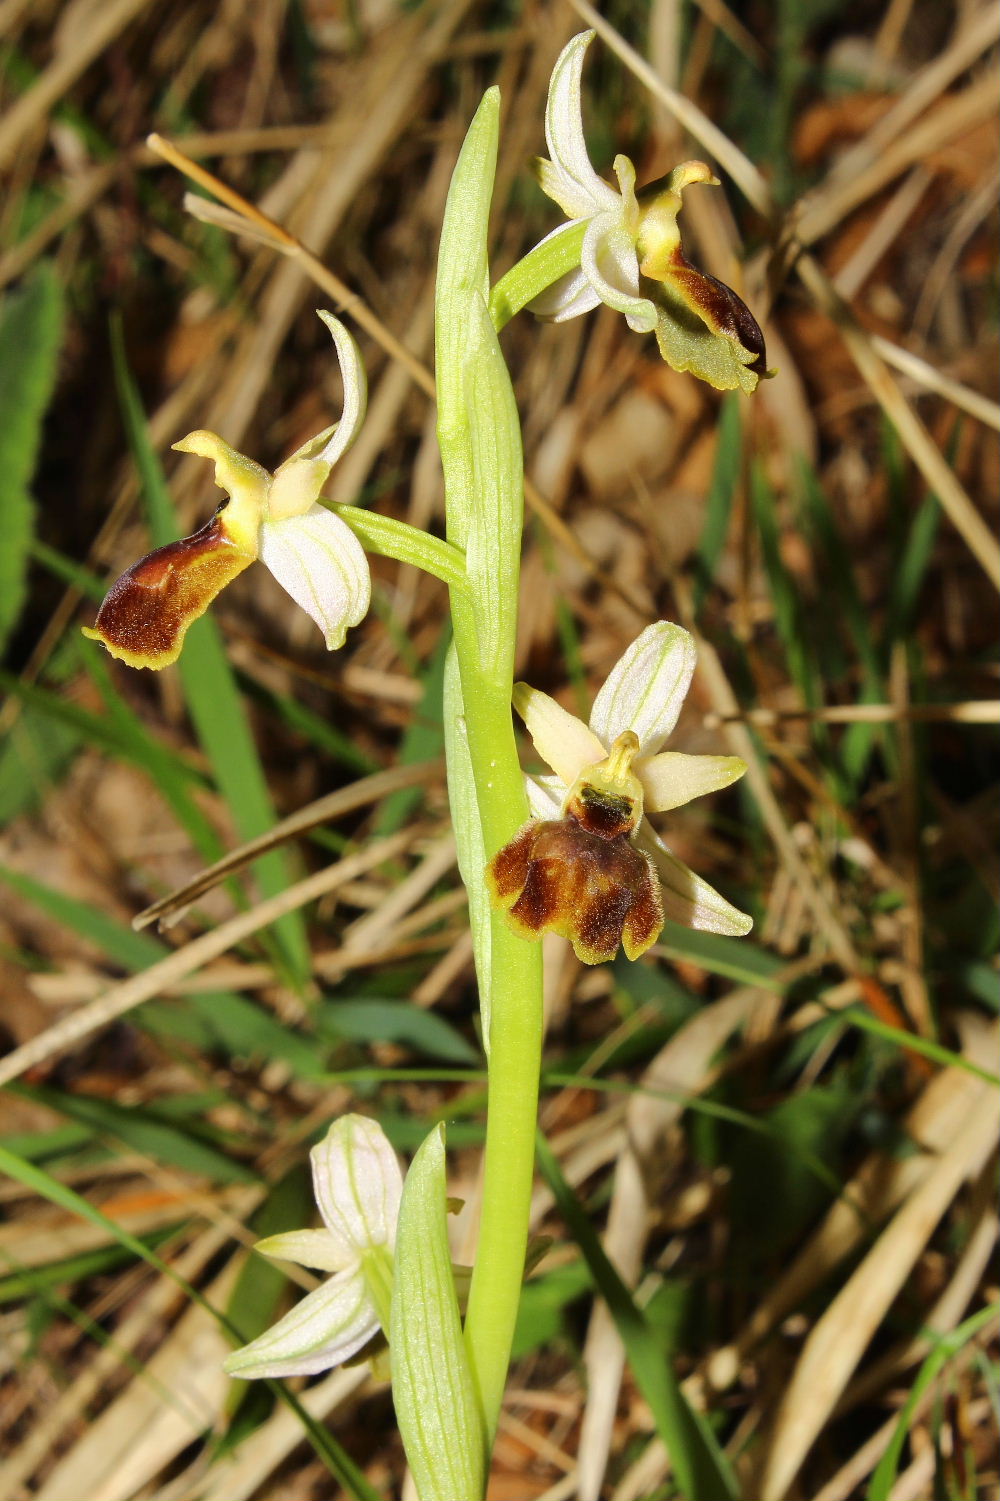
[259,503,370,650]
[612,153,641,231]
[513,681,606,784]
[223,1266,377,1380]
[267,456,332,521]
[311,1115,403,1257]
[254,1228,354,1273]
[639,751,747,812]
[590,622,696,755]
[635,821,752,936]
[535,156,596,223]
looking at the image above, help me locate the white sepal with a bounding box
[259,503,371,651]
[543,31,619,219]
[590,622,696,755]
[254,1228,354,1273]
[640,751,748,813]
[311,1115,403,1258]
[514,681,606,785]
[635,821,753,936]
[223,1266,378,1380]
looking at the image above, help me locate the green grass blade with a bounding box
[0,1142,385,1501]
[867,1304,999,1501]
[374,626,447,835]
[838,1004,1000,1086]
[21,1083,257,1184]
[884,486,941,650]
[0,862,329,1079]
[794,457,887,785]
[536,1134,742,1501]
[0,262,64,656]
[751,462,819,711]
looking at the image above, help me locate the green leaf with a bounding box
[0,860,163,970]
[463,289,524,681]
[435,86,498,549]
[391,1124,486,1501]
[510,1261,591,1359]
[144,991,329,1078]
[0,680,80,823]
[0,262,64,655]
[866,1304,999,1501]
[536,1133,741,1501]
[23,1084,257,1184]
[728,1085,856,1257]
[108,317,309,982]
[0,863,326,1079]
[316,998,478,1064]
[656,923,785,988]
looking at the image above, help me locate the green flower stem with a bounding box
[328,503,469,593]
[489,219,587,331]
[449,597,543,1444]
[431,85,552,1455]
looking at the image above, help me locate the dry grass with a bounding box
[0,2,997,1498]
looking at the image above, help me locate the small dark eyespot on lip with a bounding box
[214,496,230,516]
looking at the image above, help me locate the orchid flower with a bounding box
[487,622,752,963]
[529,31,770,394]
[224,1115,400,1380]
[84,312,370,669]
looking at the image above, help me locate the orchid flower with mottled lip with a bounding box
[83,311,370,669]
[225,1115,400,1381]
[486,622,752,964]
[528,31,770,394]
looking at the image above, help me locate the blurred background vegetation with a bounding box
[0,1,997,1498]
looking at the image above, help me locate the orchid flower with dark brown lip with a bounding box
[486,622,752,964]
[529,31,771,395]
[83,312,370,669]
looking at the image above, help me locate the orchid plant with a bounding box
[86,30,765,1501]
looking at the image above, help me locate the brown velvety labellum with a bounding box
[85,513,255,669]
[486,816,663,965]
